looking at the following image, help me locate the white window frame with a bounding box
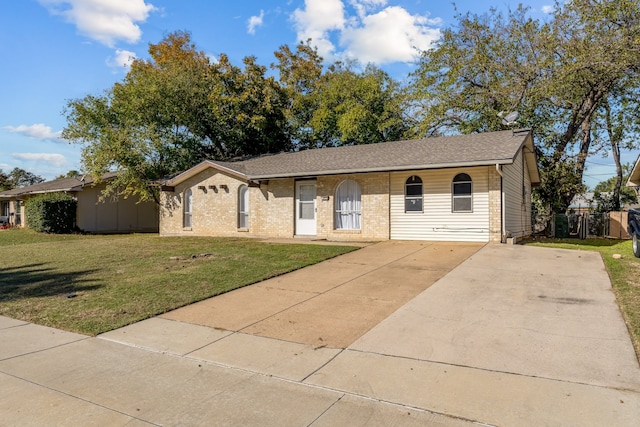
[183,188,193,228]
[334,179,362,230]
[452,173,473,213]
[238,185,249,229]
[405,175,423,213]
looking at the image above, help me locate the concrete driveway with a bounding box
[1,242,639,426]
[307,244,640,426]
[159,241,482,349]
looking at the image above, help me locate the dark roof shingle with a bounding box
[211,129,533,179]
[0,172,119,198]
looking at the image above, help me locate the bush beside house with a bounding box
[25,193,77,233]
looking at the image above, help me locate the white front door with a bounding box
[295,181,317,235]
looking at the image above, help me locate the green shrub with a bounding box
[25,193,77,233]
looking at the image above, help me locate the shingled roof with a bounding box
[0,172,119,198]
[167,129,539,186]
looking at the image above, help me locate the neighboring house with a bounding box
[628,156,640,191]
[160,129,540,243]
[0,173,159,233]
[567,192,601,213]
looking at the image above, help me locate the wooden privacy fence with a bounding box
[607,211,630,240]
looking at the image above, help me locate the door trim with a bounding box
[295,180,317,236]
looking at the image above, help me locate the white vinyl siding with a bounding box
[503,149,532,238]
[390,168,490,242]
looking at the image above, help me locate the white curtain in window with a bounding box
[335,180,361,230]
[238,185,249,228]
[183,188,192,228]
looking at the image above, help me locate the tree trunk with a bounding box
[605,100,623,211]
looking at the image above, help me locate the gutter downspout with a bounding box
[496,164,505,243]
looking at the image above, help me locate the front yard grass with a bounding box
[0,229,358,335]
[525,237,640,359]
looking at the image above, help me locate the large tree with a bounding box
[0,170,9,191]
[273,42,410,149]
[63,31,290,203]
[408,0,640,212]
[592,164,638,210]
[0,168,44,191]
[273,41,324,149]
[308,62,410,147]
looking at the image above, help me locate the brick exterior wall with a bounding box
[488,166,503,243]
[316,173,389,241]
[251,178,295,237]
[160,170,390,241]
[160,169,248,236]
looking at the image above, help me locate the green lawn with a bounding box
[524,237,640,359]
[0,229,358,335]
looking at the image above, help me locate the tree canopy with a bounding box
[0,168,45,191]
[62,1,640,212]
[63,32,408,202]
[407,0,640,212]
[63,32,293,202]
[592,164,638,210]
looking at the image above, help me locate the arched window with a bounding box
[405,176,423,212]
[183,188,193,228]
[238,185,249,229]
[335,179,361,230]
[452,173,473,212]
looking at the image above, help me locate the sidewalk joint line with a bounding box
[0,371,161,426]
[346,348,640,392]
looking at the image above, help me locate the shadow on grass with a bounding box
[0,263,102,302]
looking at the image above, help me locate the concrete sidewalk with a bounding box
[1,242,640,426]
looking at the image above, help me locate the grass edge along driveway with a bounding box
[525,237,640,362]
[0,230,358,336]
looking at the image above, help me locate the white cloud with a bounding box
[292,0,346,59]
[107,49,136,69]
[341,6,441,64]
[12,153,68,168]
[4,124,62,140]
[541,5,555,14]
[291,0,441,65]
[348,0,387,18]
[38,0,155,47]
[248,10,265,35]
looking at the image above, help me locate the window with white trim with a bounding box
[15,200,21,226]
[452,173,473,212]
[183,188,193,228]
[405,176,423,212]
[335,179,361,230]
[238,185,249,228]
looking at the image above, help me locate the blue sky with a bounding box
[0,0,622,188]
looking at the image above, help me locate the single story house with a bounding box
[567,192,604,213]
[0,173,159,233]
[627,155,640,190]
[160,129,540,243]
